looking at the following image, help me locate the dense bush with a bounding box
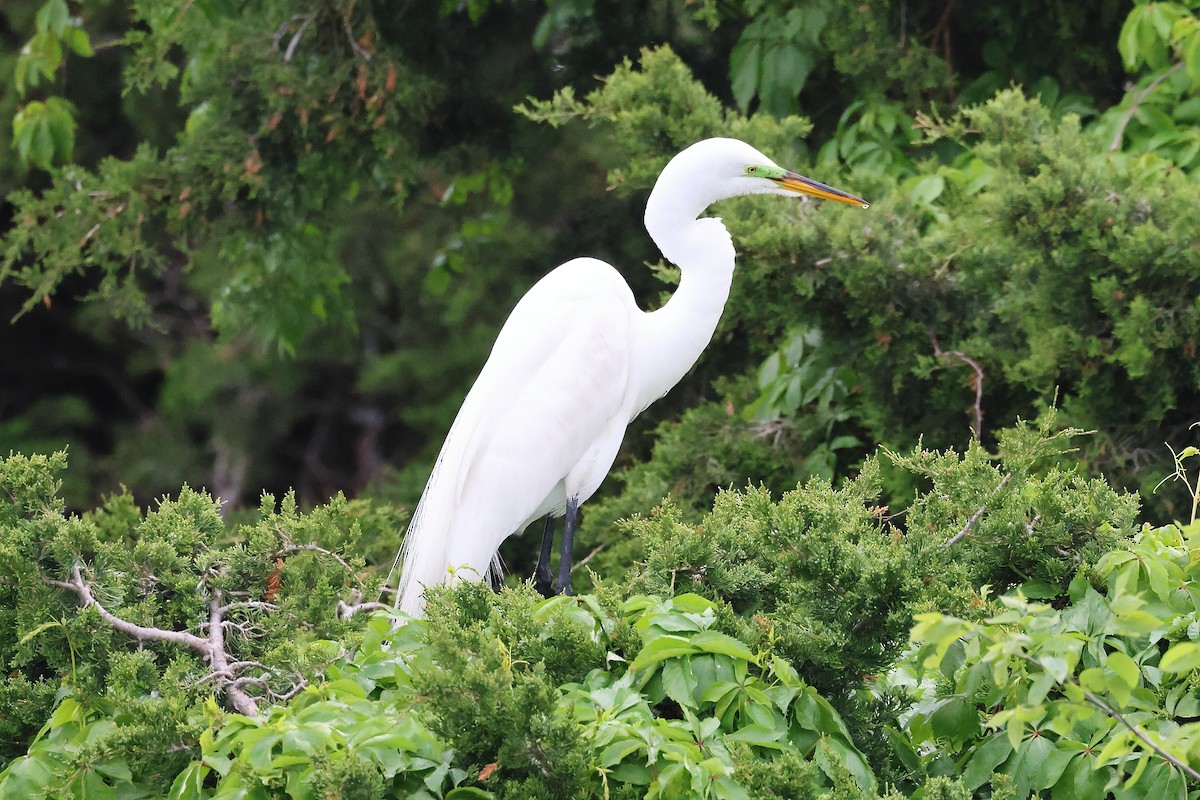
[0,449,401,766]
[5,417,1194,798]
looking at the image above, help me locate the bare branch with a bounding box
[206,591,259,716]
[217,600,280,615]
[1079,681,1200,780]
[47,567,261,716]
[277,536,366,589]
[336,588,389,619]
[343,16,372,60]
[1109,63,1185,152]
[945,473,1012,548]
[931,334,984,439]
[337,599,389,619]
[284,14,315,63]
[61,566,209,651]
[574,543,606,571]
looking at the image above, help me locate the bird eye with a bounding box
[745,165,758,174]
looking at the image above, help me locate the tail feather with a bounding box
[391,469,449,617]
[390,385,492,617]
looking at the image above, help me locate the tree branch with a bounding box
[1109,63,1184,152]
[931,334,984,439]
[61,565,209,651]
[277,536,366,589]
[945,473,1012,547]
[1077,687,1200,781]
[48,566,264,715]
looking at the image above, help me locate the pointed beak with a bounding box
[773,171,869,208]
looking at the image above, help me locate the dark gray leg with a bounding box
[556,496,579,596]
[534,516,555,598]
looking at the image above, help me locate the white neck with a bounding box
[631,192,736,413]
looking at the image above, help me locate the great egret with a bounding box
[393,137,867,616]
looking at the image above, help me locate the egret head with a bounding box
[659,137,869,210]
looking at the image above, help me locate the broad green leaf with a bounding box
[36,0,69,34]
[661,659,696,708]
[1008,738,1056,800]
[68,769,117,800]
[598,739,643,768]
[1051,755,1108,800]
[962,735,1013,790]
[689,631,756,662]
[63,26,94,57]
[729,23,763,112]
[710,775,752,800]
[630,636,699,672]
[1160,641,1200,673]
[1107,650,1141,687]
[724,724,787,749]
[93,759,132,783]
[928,697,980,746]
[167,762,210,800]
[0,752,58,796]
[884,725,921,773]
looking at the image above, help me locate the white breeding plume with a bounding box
[392,137,868,616]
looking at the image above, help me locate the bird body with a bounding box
[394,138,867,616]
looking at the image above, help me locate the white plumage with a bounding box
[393,138,868,616]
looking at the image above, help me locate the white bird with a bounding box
[392,137,868,616]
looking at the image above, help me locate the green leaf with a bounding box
[1118,6,1149,70]
[962,735,1013,790]
[598,738,643,768]
[92,759,132,783]
[36,0,70,34]
[445,789,495,799]
[724,723,787,749]
[68,769,117,800]
[17,619,62,646]
[689,631,756,662]
[928,697,980,745]
[729,25,762,112]
[63,26,94,57]
[1106,650,1141,687]
[671,594,716,614]
[661,659,696,708]
[759,43,810,116]
[167,762,210,800]
[0,752,58,796]
[1160,641,1200,673]
[630,636,700,672]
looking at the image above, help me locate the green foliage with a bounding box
[0,450,402,778]
[3,0,436,348]
[0,428,1189,798]
[0,589,895,799]
[1100,2,1200,170]
[619,415,1136,701]
[518,45,814,190]
[727,2,829,117]
[902,518,1200,797]
[9,0,93,171]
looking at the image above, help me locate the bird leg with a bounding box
[534,515,555,597]
[556,496,579,596]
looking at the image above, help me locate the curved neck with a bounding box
[632,198,736,412]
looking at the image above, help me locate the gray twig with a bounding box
[945,473,1012,547]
